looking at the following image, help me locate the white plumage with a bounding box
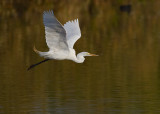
[63,19,81,48]
[43,11,68,52]
[28,10,98,70]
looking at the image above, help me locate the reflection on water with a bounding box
[1,0,160,113]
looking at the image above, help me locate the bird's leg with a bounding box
[27,59,50,71]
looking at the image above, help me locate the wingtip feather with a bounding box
[43,10,54,16]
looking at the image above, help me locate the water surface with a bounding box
[0,0,160,113]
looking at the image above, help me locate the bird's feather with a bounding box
[63,19,81,48]
[43,11,69,52]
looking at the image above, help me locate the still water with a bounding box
[1,0,160,114]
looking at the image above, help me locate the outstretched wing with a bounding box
[63,19,81,48]
[43,11,69,51]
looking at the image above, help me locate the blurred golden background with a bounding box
[0,0,160,113]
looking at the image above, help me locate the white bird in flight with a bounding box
[28,10,98,70]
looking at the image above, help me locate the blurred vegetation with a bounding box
[1,0,160,113]
[0,0,160,72]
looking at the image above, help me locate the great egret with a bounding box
[28,10,98,70]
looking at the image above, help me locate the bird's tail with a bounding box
[33,45,49,57]
[33,46,39,53]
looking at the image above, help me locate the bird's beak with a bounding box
[88,53,99,56]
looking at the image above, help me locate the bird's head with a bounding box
[75,52,98,63]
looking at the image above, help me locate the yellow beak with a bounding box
[88,53,99,56]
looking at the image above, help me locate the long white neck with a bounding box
[68,49,85,63]
[74,53,85,63]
